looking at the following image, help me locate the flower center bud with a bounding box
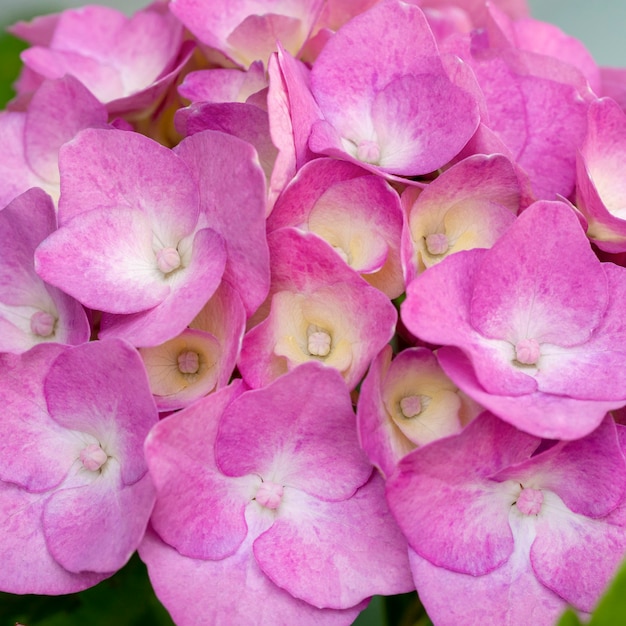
[79,443,108,472]
[425,233,449,256]
[256,480,283,510]
[356,140,380,164]
[516,487,543,516]
[177,350,200,374]
[307,326,331,357]
[30,311,56,337]
[515,338,541,365]
[400,395,423,418]
[156,247,181,274]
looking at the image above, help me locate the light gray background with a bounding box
[1,0,624,66]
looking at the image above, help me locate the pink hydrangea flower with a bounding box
[35,127,268,346]
[401,153,520,283]
[268,157,404,298]
[0,339,158,593]
[140,363,413,624]
[0,188,89,353]
[402,200,626,439]
[307,0,480,177]
[357,346,481,477]
[138,283,246,411]
[576,97,626,252]
[170,0,325,67]
[11,3,192,116]
[386,412,626,624]
[238,228,397,390]
[0,75,107,208]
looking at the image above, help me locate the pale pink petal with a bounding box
[0,482,105,594]
[42,466,154,574]
[139,523,362,625]
[254,473,413,609]
[216,363,372,501]
[145,381,250,561]
[0,343,77,492]
[43,338,158,486]
[531,492,626,612]
[35,207,170,314]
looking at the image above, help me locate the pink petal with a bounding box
[42,467,155,573]
[254,473,413,609]
[438,346,621,439]
[0,481,105,594]
[43,338,158,486]
[386,413,539,575]
[139,523,362,625]
[0,343,78,492]
[470,201,607,347]
[216,363,372,501]
[35,207,170,314]
[145,381,250,561]
[174,130,269,317]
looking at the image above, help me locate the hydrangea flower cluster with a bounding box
[1,0,626,624]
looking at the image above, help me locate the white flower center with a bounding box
[30,311,56,337]
[515,338,541,365]
[256,480,283,510]
[356,140,380,164]
[79,443,108,472]
[307,325,332,357]
[177,350,200,374]
[156,246,181,274]
[515,486,543,515]
[425,233,449,256]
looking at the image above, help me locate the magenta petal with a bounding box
[139,524,362,626]
[35,207,170,314]
[58,128,199,238]
[216,363,372,501]
[174,130,269,316]
[146,382,251,561]
[386,413,539,575]
[438,346,620,439]
[254,473,413,609]
[44,339,158,486]
[99,227,227,346]
[470,201,608,346]
[530,495,626,612]
[0,482,105,594]
[0,343,77,492]
[42,468,155,574]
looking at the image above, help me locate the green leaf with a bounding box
[557,608,583,626]
[0,31,27,108]
[0,554,174,626]
[588,558,626,625]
